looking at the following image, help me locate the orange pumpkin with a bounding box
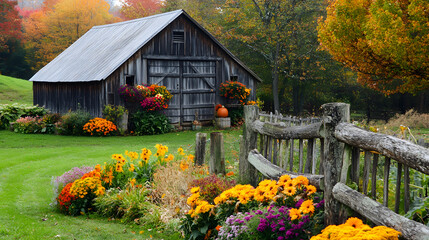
[217,106,228,118]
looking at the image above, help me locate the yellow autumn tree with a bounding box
[23,0,119,71]
[318,0,428,95]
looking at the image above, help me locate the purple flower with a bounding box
[295,199,304,208]
[278,237,284,240]
[279,227,286,232]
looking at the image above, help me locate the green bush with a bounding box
[95,187,161,225]
[13,116,43,134]
[102,105,127,127]
[0,104,47,129]
[57,109,92,135]
[228,106,244,126]
[132,111,172,135]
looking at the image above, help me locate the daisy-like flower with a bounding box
[299,199,315,214]
[283,186,296,196]
[289,208,301,220]
[306,185,317,195]
[190,187,200,194]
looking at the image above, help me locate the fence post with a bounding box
[210,132,225,175]
[321,102,350,225]
[239,105,259,186]
[195,133,207,166]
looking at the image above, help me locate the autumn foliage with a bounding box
[318,0,429,95]
[22,0,118,71]
[0,0,22,50]
[119,0,161,20]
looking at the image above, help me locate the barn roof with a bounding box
[30,10,262,83]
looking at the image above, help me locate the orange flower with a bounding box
[226,171,234,176]
[215,225,222,231]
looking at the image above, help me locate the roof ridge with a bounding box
[93,9,183,29]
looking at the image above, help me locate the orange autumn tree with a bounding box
[119,0,161,20]
[23,0,118,71]
[0,0,22,51]
[318,0,429,95]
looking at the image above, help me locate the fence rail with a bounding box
[239,103,429,240]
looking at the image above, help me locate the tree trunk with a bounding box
[272,43,280,112]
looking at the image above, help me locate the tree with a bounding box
[219,0,329,112]
[318,0,429,95]
[120,0,161,20]
[0,0,22,51]
[22,0,118,71]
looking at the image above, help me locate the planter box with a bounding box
[215,117,231,129]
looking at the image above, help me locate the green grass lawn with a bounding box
[0,75,33,105]
[0,128,242,239]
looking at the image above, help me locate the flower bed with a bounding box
[181,175,325,239]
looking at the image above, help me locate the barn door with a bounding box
[147,60,216,124]
[182,61,216,122]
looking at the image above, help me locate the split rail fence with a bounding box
[239,103,429,240]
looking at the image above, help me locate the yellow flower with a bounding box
[115,163,123,173]
[289,208,301,220]
[283,187,296,196]
[129,178,136,187]
[345,217,364,229]
[177,147,185,155]
[278,174,291,184]
[306,185,317,195]
[128,164,135,172]
[190,187,200,194]
[293,175,309,187]
[299,199,315,214]
[166,154,174,161]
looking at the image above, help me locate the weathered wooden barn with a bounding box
[30,10,261,124]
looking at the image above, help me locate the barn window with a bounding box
[125,75,135,86]
[173,30,185,43]
[230,75,238,81]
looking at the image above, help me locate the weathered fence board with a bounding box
[250,120,322,139]
[335,122,429,174]
[247,149,324,190]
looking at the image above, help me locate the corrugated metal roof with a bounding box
[30,9,262,83]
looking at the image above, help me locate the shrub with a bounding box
[13,116,43,133]
[102,105,126,126]
[83,118,118,136]
[95,186,161,226]
[310,217,401,240]
[57,109,92,135]
[132,111,172,135]
[0,104,47,129]
[41,113,61,134]
[189,175,236,203]
[227,107,244,127]
[219,81,251,104]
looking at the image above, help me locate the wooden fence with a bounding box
[239,103,429,240]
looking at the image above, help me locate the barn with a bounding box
[30,9,261,124]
